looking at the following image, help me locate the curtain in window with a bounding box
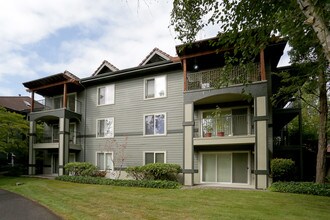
[145,115,154,135]
[146,79,155,98]
[155,76,166,98]
[155,114,164,134]
[98,87,105,105]
[97,153,105,170]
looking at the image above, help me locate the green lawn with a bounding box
[1,177,329,220]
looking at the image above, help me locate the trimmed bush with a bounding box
[126,163,181,181]
[3,164,27,177]
[269,182,330,197]
[125,166,145,180]
[271,158,295,182]
[64,162,97,176]
[56,175,181,189]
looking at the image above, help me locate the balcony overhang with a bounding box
[194,135,255,146]
[33,143,82,150]
[29,108,81,122]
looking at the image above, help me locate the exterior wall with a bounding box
[83,70,183,169]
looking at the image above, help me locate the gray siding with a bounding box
[83,70,183,168]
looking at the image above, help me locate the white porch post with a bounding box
[183,103,194,186]
[58,117,70,175]
[255,96,269,189]
[28,121,36,175]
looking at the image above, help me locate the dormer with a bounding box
[93,60,119,76]
[139,48,173,66]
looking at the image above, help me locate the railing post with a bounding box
[260,49,266,80]
[183,58,187,91]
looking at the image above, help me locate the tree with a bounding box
[171,0,329,183]
[0,107,29,165]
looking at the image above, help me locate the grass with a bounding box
[1,177,330,220]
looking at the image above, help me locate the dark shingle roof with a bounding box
[0,96,43,113]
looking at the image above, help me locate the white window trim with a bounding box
[97,84,115,106]
[143,112,167,136]
[199,151,250,185]
[96,117,115,138]
[143,75,167,100]
[95,151,114,171]
[143,151,167,165]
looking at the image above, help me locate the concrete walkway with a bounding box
[0,189,62,220]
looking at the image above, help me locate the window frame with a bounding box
[143,112,167,136]
[143,151,166,165]
[95,151,114,171]
[144,75,167,100]
[96,117,114,138]
[97,84,115,106]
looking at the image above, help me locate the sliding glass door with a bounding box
[202,152,249,184]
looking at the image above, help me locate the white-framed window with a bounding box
[97,84,115,105]
[96,117,114,138]
[144,75,166,99]
[144,151,166,164]
[144,113,166,136]
[96,152,113,171]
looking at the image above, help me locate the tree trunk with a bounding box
[298,0,330,63]
[315,69,328,183]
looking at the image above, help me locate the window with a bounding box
[96,118,114,138]
[144,152,166,164]
[53,93,76,111]
[144,75,166,99]
[96,152,113,170]
[97,84,115,105]
[144,113,166,135]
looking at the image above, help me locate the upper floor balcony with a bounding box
[186,63,261,91]
[194,108,255,146]
[36,95,82,114]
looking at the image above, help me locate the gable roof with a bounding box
[93,60,119,76]
[139,48,173,66]
[0,96,44,114]
[23,70,83,97]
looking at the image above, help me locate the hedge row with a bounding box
[126,163,181,181]
[269,182,330,197]
[55,175,181,189]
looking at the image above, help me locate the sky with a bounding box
[0,0,289,98]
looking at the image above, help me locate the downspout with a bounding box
[82,84,87,162]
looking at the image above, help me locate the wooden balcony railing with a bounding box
[186,63,261,91]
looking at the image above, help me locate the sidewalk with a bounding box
[0,189,62,220]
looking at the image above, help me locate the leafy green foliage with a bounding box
[56,175,181,189]
[64,162,97,176]
[271,158,296,182]
[126,163,181,181]
[0,107,29,154]
[269,182,330,197]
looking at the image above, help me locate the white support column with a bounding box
[58,117,70,175]
[28,121,36,175]
[255,96,269,189]
[183,103,194,186]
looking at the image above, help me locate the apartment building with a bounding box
[23,37,295,189]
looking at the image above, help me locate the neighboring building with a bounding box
[23,37,296,189]
[0,96,43,116]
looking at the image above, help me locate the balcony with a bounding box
[194,113,255,146]
[36,98,82,114]
[34,131,82,150]
[186,63,261,91]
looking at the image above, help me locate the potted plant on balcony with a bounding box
[212,106,225,137]
[204,115,213,137]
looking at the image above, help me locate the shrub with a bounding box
[126,163,181,181]
[3,164,27,177]
[125,166,145,180]
[143,163,181,181]
[269,182,330,197]
[64,162,98,176]
[56,175,181,189]
[92,170,107,177]
[271,158,295,182]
